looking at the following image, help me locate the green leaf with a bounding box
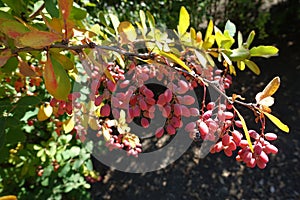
[69,146,81,158]
[139,10,147,30]
[250,46,279,58]
[146,11,155,29]
[109,13,120,34]
[237,31,243,47]
[224,20,236,37]
[263,112,289,133]
[244,59,260,75]
[0,49,12,67]
[6,127,26,144]
[1,0,26,16]
[0,118,6,150]
[70,6,87,20]
[1,56,18,73]
[45,0,59,18]
[50,51,74,70]
[245,30,255,48]
[229,46,250,61]
[234,107,253,152]
[16,96,41,108]
[178,6,190,36]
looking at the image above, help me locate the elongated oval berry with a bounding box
[180,105,191,117]
[157,94,166,106]
[247,158,256,168]
[256,158,267,169]
[189,107,199,116]
[206,102,215,110]
[170,116,181,128]
[235,120,243,128]
[100,104,111,116]
[199,121,209,136]
[173,104,182,117]
[141,118,149,128]
[143,88,154,98]
[224,148,233,157]
[155,127,164,138]
[164,89,173,103]
[232,130,242,144]
[185,122,196,132]
[107,80,116,92]
[239,140,249,148]
[259,151,269,163]
[162,105,171,118]
[145,97,155,105]
[249,130,259,140]
[222,134,231,146]
[133,106,141,117]
[254,143,263,155]
[264,133,277,141]
[264,144,278,154]
[139,99,148,111]
[183,95,195,105]
[177,80,189,94]
[166,124,176,135]
[214,141,223,152]
[218,110,225,122]
[224,111,234,119]
[228,141,237,151]
[120,80,130,88]
[243,151,252,163]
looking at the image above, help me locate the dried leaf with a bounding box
[256,76,280,103]
[263,112,289,133]
[18,57,36,77]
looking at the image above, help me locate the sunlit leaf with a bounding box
[229,46,250,61]
[37,103,53,121]
[43,55,71,100]
[237,60,245,70]
[204,20,213,42]
[0,49,12,67]
[224,20,236,37]
[178,6,190,36]
[250,46,279,58]
[229,65,236,76]
[245,30,255,48]
[234,107,253,152]
[17,31,62,49]
[117,21,137,43]
[109,13,120,34]
[139,10,147,29]
[256,76,280,103]
[63,116,75,133]
[244,59,260,75]
[146,11,155,29]
[221,52,232,65]
[50,51,74,70]
[158,51,192,72]
[0,195,17,200]
[237,31,243,47]
[263,112,289,133]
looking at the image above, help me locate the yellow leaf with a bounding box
[117,21,137,43]
[63,116,75,133]
[244,59,260,75]
[109,13,120,34]
[234,107,253,152]
[237,60,245,71]
[157,51,192,72]
[263,112,289,133]
[204,20,213,42]
[0,195,17,200]
[256,76,280,103]
[37,103,53,121]
[178,6,190,36]
[88,117,100,130]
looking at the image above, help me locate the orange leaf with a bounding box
[58,0,73,20]
[17,31,62,49]
[43,55,71,100]
[0,49,12,67]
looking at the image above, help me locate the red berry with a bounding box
[100,104,111,116]
[264,133,277,141]
[155,127,164,138]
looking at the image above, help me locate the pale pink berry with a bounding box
[264,133,277,141]
[199,121,209,136]
[164,89,173,103]
[185,122,196,132]
[183,95,195,105]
